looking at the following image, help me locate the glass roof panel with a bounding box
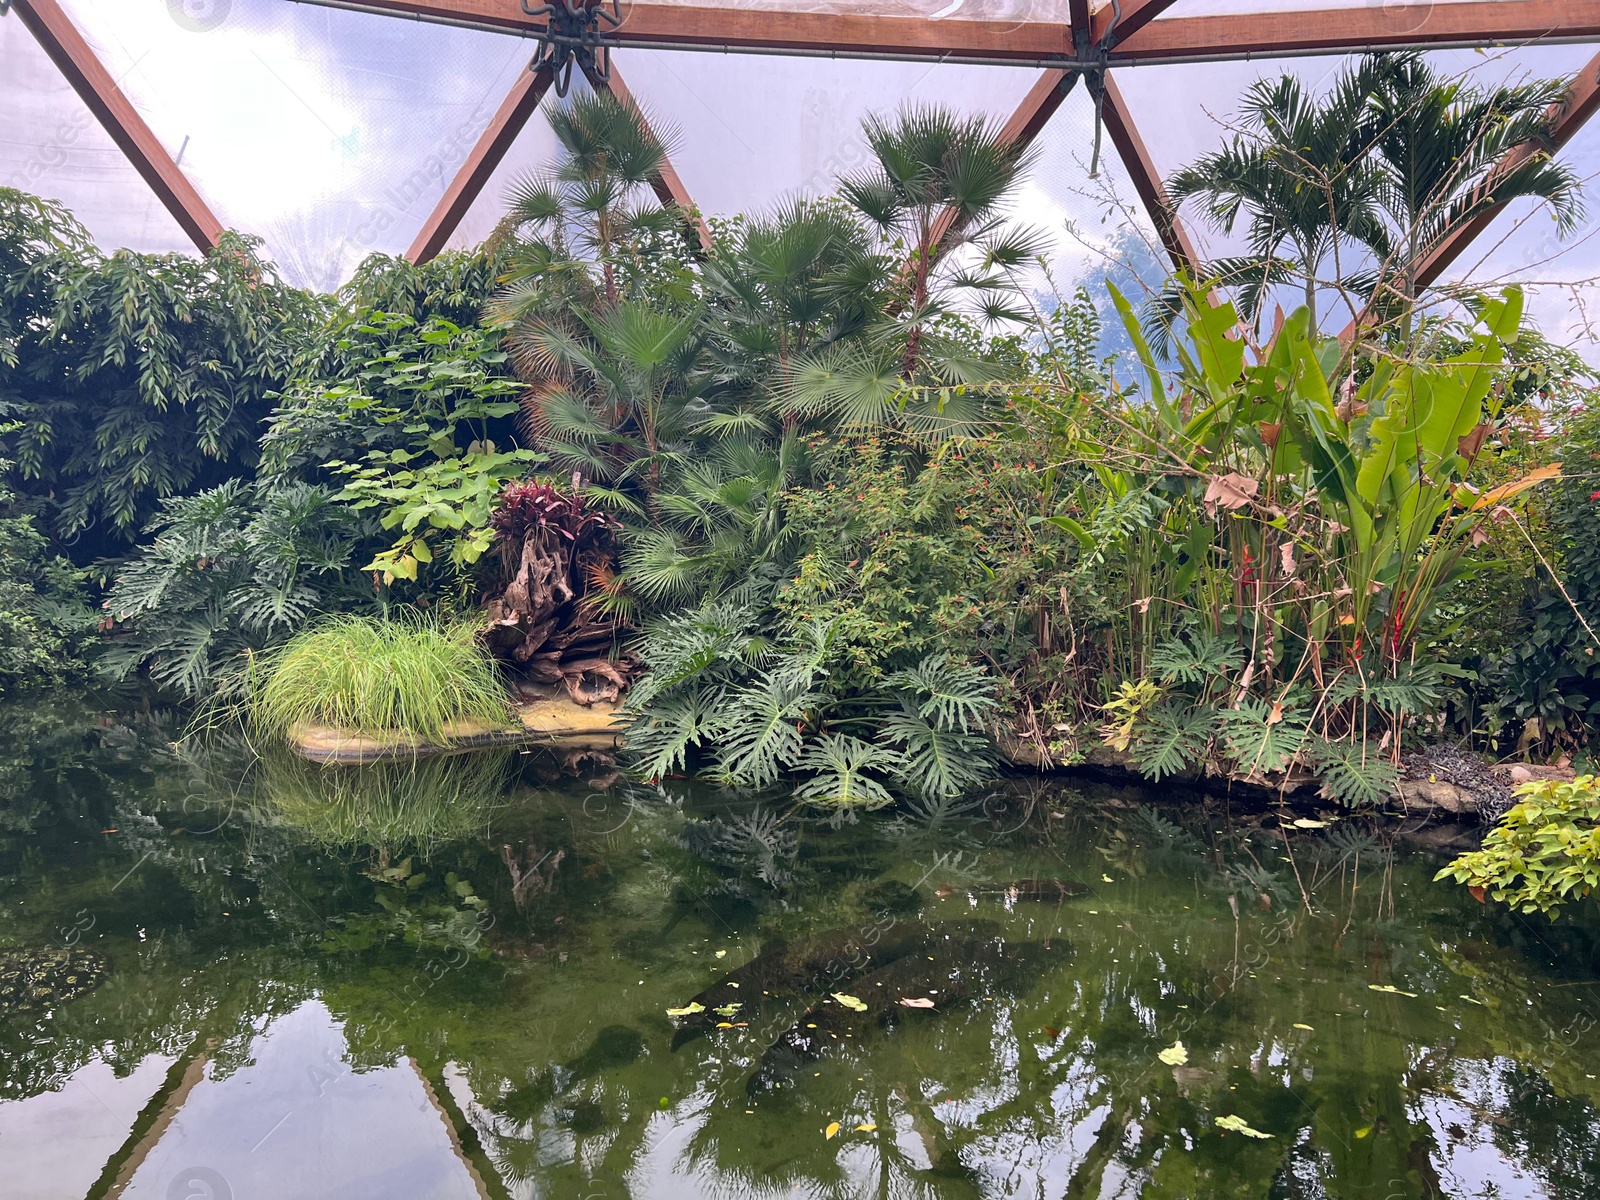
[0,12,191,253]
[55,0,538,290]
[624,0,1071,17]
[609,50,1043,216]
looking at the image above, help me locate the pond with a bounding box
[3,697,1599,1200]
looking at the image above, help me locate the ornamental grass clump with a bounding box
[252,616,511,743]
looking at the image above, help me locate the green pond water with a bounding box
[3,698,1600,1199]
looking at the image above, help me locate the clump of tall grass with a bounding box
[251,616,512,743]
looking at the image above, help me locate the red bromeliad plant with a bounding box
[483,476,635,705]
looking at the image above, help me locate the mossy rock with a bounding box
[0,947,109,1013]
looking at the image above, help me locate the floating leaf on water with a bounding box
[715,950,727,958]
[1215,1114,1273,1139]
[1101,874,1114,883]
[1292,818,1329,829]
[899,997,936,1009]
[666,1002,706,1017]
[825,1121,841,1140]
[1368,984,1418,998]
[714,1002,742,1017]
[855,1123,876,1132]
[1158,1039,1189,1066]
[1042,1026,1061,1040]
[832,992,868,1012]
[716,1022,734,1029]
[1354,1126,1372,1139]
[1292,1023,1314,1031]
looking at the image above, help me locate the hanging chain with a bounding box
[521,0,623,97]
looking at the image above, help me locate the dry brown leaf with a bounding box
[1203,473,1259,515]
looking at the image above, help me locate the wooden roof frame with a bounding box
[10,0,1599,286]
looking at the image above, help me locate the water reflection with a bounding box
[251,749,512,857]
[1,699,1600,1198]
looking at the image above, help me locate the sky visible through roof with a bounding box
[2,0,1596,361]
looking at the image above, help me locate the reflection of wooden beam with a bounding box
[582,60,714,255]
[90,1042,212,1199]
[293,1,1600,65]
[408,62,555,264]
[408,1060,499,1200]
[1414,49,1600,288]
[1097,71,1197,271]
[12,0,222,252]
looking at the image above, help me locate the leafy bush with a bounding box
[104,480,370,701]
[0,462,95,696]
[0,189,322,551]
[1437,776,1600,915]
[251,616,511,742]
[621,602,996,806]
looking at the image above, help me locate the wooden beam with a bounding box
[1068,0,1093,49]
[407,61,554,263]
[582,59,715,255]
[1414,49,1600,288]
[1097,70,1197,271]
[290,0,1600,66]
[12,0,222,252]
[1092,0,1184,47]
[1000,69,1079,149]
[1115,0,1600,60]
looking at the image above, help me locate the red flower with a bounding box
[1590,490,1600,503]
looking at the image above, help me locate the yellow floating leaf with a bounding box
[832,992,869,1012]
[1368,984,1418,998]
[1354,1125,1372,1139]
[854,1123,876,1132]
[714,1002,742,1017]
[1215,1114,1273,1139]
[1101,874,1114,883]
[1158,1039,1189,1066]
[716,1022,734,1029]
[665,1002,705,1017]
[1292,818,1328,829]
[1292,1023,1314,1031]
[715,949,727,958]
[825,1121,841,1140]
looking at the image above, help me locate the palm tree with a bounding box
[1166,66,1391,329]
[838,104,1045,379]
[1358,51,1585,333]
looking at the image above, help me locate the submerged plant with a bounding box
[250,616,511,743]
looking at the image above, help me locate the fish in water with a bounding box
[668,926,930,1050]
[935,878,1090,902]
[746,922,1071,1096]
[0,947,109,1013]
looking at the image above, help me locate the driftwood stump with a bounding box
[482,482,635,704]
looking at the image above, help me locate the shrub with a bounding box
[251,616,511,743]
[0,471,95,697]
[1436,776,1600,915]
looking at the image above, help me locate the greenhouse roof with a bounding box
[4,0,1598,349]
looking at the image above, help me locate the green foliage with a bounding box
[1437,776,1600,915]
[0,459,94,696]
[620,602,997,804]
[0,188,322,549]
[104,480,368,701]
[251,616,511,743]
[1131,702,1217,782]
